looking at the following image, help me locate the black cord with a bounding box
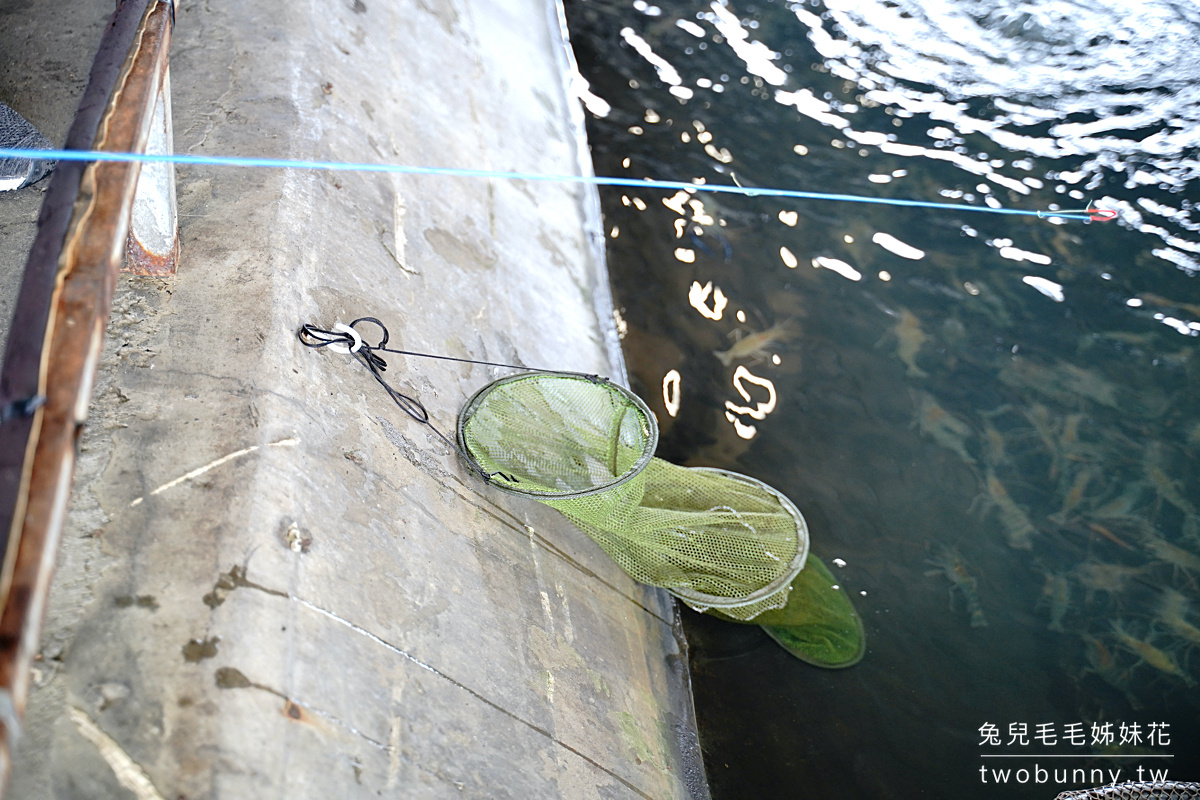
[299,317,608,381]
[298,318,530,483]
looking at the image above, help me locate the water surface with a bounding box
[564,0,1200,797]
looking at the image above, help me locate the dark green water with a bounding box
[563,1,1200,797]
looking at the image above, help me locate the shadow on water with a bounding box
[564,0,1200,797]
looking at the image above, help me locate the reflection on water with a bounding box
[565,0,1200,796]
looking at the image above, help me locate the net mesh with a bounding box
[458,372,808,620]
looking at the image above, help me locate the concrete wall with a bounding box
[8,1,706,797]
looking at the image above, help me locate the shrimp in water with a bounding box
[925,544,987,627]
[1073,559,1146,604]
[892,309,929,378]
[978,415,1012,471]
[1110,620,1195,687]
[1038,570,1072,632]
[1155,589,1200,649]
[1021,403,1063,480]
[913,391,976,467]
[1142,442,1196,516]
[1049,465,1098,525]
[973,468,1037,549]
[1080,634,1141,709]
[1141,529,1200,586]
[714,319,798,367]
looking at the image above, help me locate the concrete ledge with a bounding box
[9,1,706,797]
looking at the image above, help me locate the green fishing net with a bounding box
[456,371,864,667]
[299,317,864,665]
[709,555,866,668]
[458,372,805,618]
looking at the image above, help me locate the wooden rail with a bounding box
[0,0,174,791]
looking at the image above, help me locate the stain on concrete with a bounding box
[423,227,497,270]
[283,699,308,722]
[113,595,160,611]
[376,417,450,479]
[181,636,220,663]
[532,88,556,116]
[528,627,610,699]
[537,229,572,270]
[202,571,238,609]
[415,0,459,34]
[214,667,252,690]
[615,710,660,769]
[214,667,289,705]
[213,668,373,744]
[203,565,287,608]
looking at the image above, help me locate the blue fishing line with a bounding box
[0,147,1096,221]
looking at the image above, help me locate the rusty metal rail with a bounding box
[0,0,175,790]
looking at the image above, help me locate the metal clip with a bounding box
[327,322,363,355]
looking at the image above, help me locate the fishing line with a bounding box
[0,146,1103,222]
[298,317,608,485]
